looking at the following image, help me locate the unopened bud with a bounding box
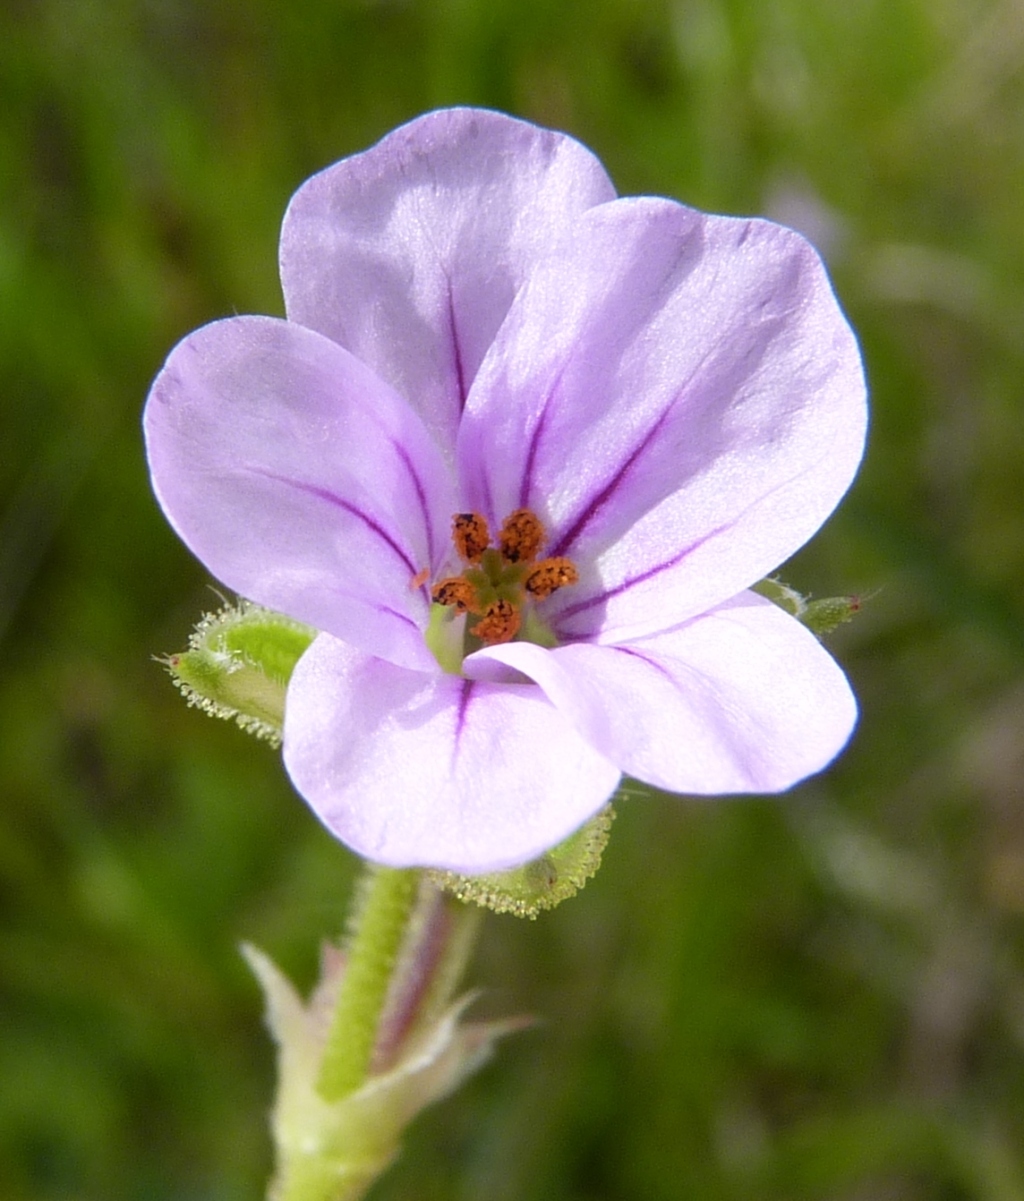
[755,577,865,637]
[801,594,863,635]
[160,600,315,744]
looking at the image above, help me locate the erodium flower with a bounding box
[144,107,867,874]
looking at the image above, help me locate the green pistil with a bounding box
[425,604,466,675]
[464,549,530,610]
[521,607,558,648]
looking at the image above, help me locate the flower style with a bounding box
[144,108,867,874]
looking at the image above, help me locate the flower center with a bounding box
[429,509,579,652]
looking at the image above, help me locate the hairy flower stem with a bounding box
[247,870,491,1201]
[316,866,421,1101]
[372,881,483,1074]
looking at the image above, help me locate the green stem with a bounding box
[371,884,483,1074]
[316,865,421,1102]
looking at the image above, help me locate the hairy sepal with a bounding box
[162,600,315,744]
[754,577,864,637]
[429,806,614,919]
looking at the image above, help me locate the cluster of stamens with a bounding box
[430,509,579,646]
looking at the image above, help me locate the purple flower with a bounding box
[144,108,867,874]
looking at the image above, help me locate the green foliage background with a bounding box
[2,0,1024,1197]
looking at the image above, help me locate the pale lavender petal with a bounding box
[465,591,857,794]
[280,108,616,452]
[144,316,455,672]
[458,199,867,642]
[283,635,621,873]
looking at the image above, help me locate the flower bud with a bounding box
[755,577,864,637]
[800,594,863,635]
[161,600,314,744]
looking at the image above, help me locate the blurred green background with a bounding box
[2,0,1024,1197]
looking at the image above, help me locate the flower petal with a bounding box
[280,108,616,451]
[144,316,454,672]
[465,591,857,794]
[458,198,867,642]
[283,635,621,873]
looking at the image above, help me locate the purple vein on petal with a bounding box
[517,362,569,511]
[547,340,722,559]
[453,678,474,754]
[246,467,417,575]
[549,406,673,558]
[557,452,832,630]
[373,604,422,632]
[393,439,437,567]
[445,276,469,413]
[478,469,496,534]
[611,643,677,684]
[555,521,732,623]
[517,402,551,512]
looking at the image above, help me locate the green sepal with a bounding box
[160,600,315,745]
[424,603,465,675]
[428,806,615,919]
[754,577,863,636]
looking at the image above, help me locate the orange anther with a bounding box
[473,599,521,645]
[498,508,545,564]
[432,577,481,613]
[524,557,579,600]
[452,513,491,563]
